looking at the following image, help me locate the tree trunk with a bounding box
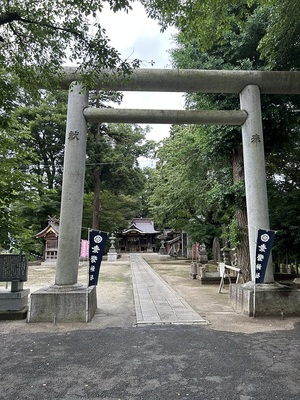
[235,208,250,281]
[92,168,100,230]
[232,144,251,281]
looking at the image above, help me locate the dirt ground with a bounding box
[142,254,300,334]
[1,253,300,334]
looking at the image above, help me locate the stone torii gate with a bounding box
[28,68,300,322]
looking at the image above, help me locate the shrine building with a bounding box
[119,218,160,253]
[34,217,59,263]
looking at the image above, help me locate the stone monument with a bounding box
[0,254,30,319]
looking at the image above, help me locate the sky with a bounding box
[99,3,185,144]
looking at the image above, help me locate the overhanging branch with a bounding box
[0,11,82,38]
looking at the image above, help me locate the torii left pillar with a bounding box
[28,83,97,323]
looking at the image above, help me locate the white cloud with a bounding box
[100,3,174,68]
[100,3,185,141]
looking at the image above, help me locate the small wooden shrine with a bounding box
[119,218,160,253]
[34,217,60,263]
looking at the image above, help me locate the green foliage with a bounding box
[185,217,221,245]
[255,0,300,68]
[147,124,243,246]
[142,0,300,68]
[87,123,150,194]
[85,122,152,194]
[0,0,140,89]
[3,189,61,256]
[16,90,67,190]
[0,86,66,252]
[82,190,141,238]
[147,1,299,276]
[85,121,154,229]
[148,126,210,230]
[0,121,38,248]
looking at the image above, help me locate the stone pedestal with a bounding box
[0,289,30,311]
[0,289,30,320]
[159,240,166,255]
[28,285,97,323]
[107,252,118,262]
[190,262,198,279]
[230,283,300,317]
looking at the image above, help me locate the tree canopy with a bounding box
[141,0,300,68]
[147,1,300,277]
[0,0,139,88]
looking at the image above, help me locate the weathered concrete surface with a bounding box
[83,108,248,125]
[61,67,300,94]
[0,289,30,311]
[131,254,207,325]
[240,85,273,282]
[27,285,97,323]
[230,283,300,317]
[55,82,88,286]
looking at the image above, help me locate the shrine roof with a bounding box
[122,218,160,234]
[35,221,59,238]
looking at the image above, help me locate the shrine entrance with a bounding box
[28,68,300,322]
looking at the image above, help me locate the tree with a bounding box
[82,190,142,238]
[141,0,300,68]
[148,125,221,238]
[0,86,66,253]
[147,5,299,279]
[85,120,154,230]
[0,122,38,249]
[0,0,140,89]
[16,90,67,191]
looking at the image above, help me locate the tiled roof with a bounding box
[123,218,160,234]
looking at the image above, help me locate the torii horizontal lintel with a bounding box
[61,67,300,95]
[83,108,248,126]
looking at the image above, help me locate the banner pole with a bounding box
[253,228,276,317]
[253,227,256,318]
[87,229,91,286]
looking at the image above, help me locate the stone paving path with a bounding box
[130,254,208,326]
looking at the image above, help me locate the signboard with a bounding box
[0,254,28,281]
[255,229,276,284]
[88,231,107,286]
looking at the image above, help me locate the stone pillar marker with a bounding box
[240,85,274,283]
[28,83,97,323]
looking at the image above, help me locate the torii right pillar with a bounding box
[232,84,300,317]
[240,85,274,283]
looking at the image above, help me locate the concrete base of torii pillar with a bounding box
[28,284,97,323]
[229,282,300,317]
